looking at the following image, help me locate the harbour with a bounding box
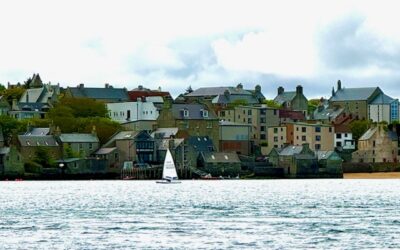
[1,179,400,249]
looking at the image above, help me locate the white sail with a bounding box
[162,149,178,180]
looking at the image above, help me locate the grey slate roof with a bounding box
[274,92,296,105]
[211,94,259,104]
[103,131,140,147]
[24,128,50,136]
[157,138,184,150]
[370,93,395,105]
[330,87,380,101]
[171,104,217,119]
[151,127,179,139]
[94,147,117,155]
[359,127,377,140]
[16,102,49,111]
[313,107,344,121]
[18,135,59,147]
[201,152,240,163]
[59,133,99,143]
[279,145,303,156]
[188,136,214,152]
[185,87,250,97]
[68,87,129,101]
[316,151,335,160]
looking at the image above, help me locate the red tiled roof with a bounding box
[279,109,305,120]
[128,91,171,101]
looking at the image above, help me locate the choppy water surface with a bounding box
[1,180,400,249]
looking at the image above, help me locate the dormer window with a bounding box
[183,109,189,117]
[202,109,208,118]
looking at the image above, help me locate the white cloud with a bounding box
[1,0,400,98]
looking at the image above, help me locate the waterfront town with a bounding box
[0,74,399,180]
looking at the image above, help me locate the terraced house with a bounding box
[156,103,220,149]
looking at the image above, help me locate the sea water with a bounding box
[1,180,400,249]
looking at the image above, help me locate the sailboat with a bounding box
[156,149,181,184]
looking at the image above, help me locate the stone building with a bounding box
[352,125,399,163]
[274,85,308,116]
[285,122,335,151]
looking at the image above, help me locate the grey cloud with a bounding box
[318,15,400,70]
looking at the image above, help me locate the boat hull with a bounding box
[156,180,181,184]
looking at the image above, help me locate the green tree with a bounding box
[33,147,55,168]
[263,99,280,108]
[227,99,248,109]
[2,87,25,105]
[350,120,370,142]
[308,99,320,114]
[0,84,6,92]
[54,97,108,118]
[0,115,22,144]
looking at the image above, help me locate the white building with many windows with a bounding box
[107,100,159,124]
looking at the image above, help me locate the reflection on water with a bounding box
[1,180,399,249]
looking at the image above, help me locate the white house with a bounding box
[107,100,159,124]
[334,132,355,150]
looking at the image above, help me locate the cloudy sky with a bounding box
[1,0,400,99]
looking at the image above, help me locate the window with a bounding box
[260,117,266,123]
[183,109,189,117]
[274,136,278,142]
[315,144,321,150]
[260,134,266,140]
[302,136,306,141]
[315,135,321,141]
[247,118,252,124]
[336,141,342,147]
[260,126,265,132]
[221,111,225,116]
[260,109,266,115]
[336,134,342,139]
[273,128,278,133]
[302,127,306,133]
[243,110,246,114]
[273,109,277,115]
[89,143,93,150]
[373,140,376,147]
[315,127,321,133]
[329,127,332,133]
[344,133,348,137]
[248,110,252,115]
[296,127,299,131]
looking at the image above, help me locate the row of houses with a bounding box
[2,75,400,179]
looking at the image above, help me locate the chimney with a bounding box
[237,83,243,90]
[12,99,18,110]
[278,86,284,95]
[79,83,84,89]
[168,139,174,150]
[332,87,335,97]
[296,85,303,95]
[337,80,342,91]
[105,83,109,88]
[91,126,97,136]
[224,89,230,98]
[255,84,261,93]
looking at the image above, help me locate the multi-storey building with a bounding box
[352,125,399,163]
[156,103,220,149]
[233,105,280,145]
[285,122,335,151]
[329,80,382,120]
